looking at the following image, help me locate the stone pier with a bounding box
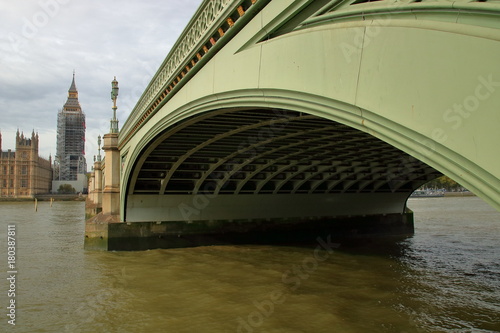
[84,210,413,251]
[85,131,122,250]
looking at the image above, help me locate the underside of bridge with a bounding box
[130,108,441,198]
[111,108,443,250]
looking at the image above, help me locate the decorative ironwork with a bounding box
[121,0,268,146]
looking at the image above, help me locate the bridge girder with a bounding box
[129,108,440,197]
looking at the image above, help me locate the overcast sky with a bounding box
[0,0,203,167]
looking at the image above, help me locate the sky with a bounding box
[0,0,203,167]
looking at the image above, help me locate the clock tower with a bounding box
[54,73,87,192]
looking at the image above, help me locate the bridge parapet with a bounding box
[121,0,268,146]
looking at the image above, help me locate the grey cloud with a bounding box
[0,0,203,163]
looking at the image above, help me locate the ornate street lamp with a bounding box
[110,77,119,133]
[97,135,102,161]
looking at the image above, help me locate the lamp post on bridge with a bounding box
[110,77,119,133]
[97,135,102,161]
[101,77,121,219]
[93,135,103,207]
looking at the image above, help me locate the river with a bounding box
[0,196,498,333]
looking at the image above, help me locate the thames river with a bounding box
[0,196,499,332]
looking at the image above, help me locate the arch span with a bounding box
[122,90,454,224]
[122,89,499,224]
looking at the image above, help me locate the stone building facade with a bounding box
[0,131,53,198]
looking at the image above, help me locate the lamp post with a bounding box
[101,77,121,218]
[110,77,119,133]
[97,135,102,161]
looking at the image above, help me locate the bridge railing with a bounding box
[120,0,266,146]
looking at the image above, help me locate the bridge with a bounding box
[85,0,500,250]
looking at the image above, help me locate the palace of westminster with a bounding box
[0,74,87,198]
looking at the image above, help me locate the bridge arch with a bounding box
[121,89,458,222]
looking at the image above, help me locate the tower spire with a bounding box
[69,71,77,93]
[64,72,81,112]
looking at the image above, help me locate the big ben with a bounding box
[54,73,87,186]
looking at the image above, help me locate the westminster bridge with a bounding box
[85,0,500,250]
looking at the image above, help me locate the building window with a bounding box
[20,179,28,188]
[9,179,14,187]
[2,180,6,188]
[21,166,28,175]
[10,166,14,175]
[3,166,7,175]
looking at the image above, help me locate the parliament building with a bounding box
[0,131,53,198]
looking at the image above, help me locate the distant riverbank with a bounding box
[443,191,476,197]
[0,194,86,202]
[0,192,473,202]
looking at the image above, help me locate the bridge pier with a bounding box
[85,132,122,249]
[93,160,103,211]
[101,132,120,217]
[85,159,103,220]
[83,210,413,251]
